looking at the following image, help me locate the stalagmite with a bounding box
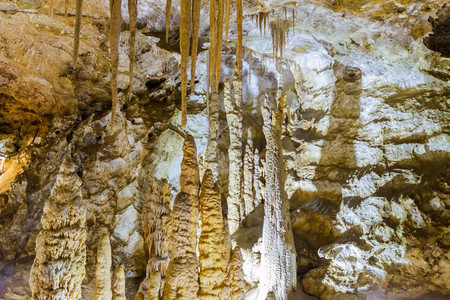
[224,77,243,234]
[162,193,199,300]
[253,148,264,206]
[113,267,126,300]
[224,0,231,41]
[165,0,171,42]
[179,0,191,128]
[205,90,219,180]
[94,234,112,300]
[223,247,245,300]
[243,135,254,217]
[148,271,162,300]
[180,134,200,201]
[163,136,200,299]
[259,93,297,299]
[128,0,137,100]
[236,0,243,74]
[135,292,145,300]
[29,155,87,300]
[73,0,83,64]
[190,0,201,93]
[109,0,122,127]
[142,178,172,297]
[198,169,231,298]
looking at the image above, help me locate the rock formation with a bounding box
[112,267,126,300]
[259,93,297,299]
[162,193,199,300]
[198,169,230,298]
[94,233,112,300]
[29,155,86,300]
[223,247,245,300]
[224,78,243,234]
[141,178,172,297]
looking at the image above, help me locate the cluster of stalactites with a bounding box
[165,0,201,129]
[248,6,297,61]
[141,178,172,298]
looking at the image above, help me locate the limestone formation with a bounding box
[29,155,86,300]
[190,0,201,93]
[205,91,220,180]
[128,0,137,100]
[236,0,243,74]
[109,0,122,127]
[179,0,191,128]
[141,178,172,296]
[259,93,297,299]
[112,267,126,300]
[162,193,199,300]
[73,0,83,64]
[198,169,230,298]
[94,234,112,300]
[243,136,255,218]
[223,247,245,300]
[223,78,243,234]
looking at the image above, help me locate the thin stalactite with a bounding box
[225,0,231,41]
[165,0,172,43]
[215,0,224,91]
[48,0,54,15]
[128,0,137,101]
[208,0,217,94]
[190,0,201,94]
[180,0,191,128]
[73,0,83,65]
[109,0,122,127]
[236,0,243,75]
[65,0,68,16]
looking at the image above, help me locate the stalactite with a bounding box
[165,0,171,42]
[222,247,245,300]
[270,18,290,60]
[225,0,231,41]
[94,234,112,300]
[112,267,126,300]
[215,0,224,91]
[180,0,191,129]
[48,0,54,15]
[190,0,201,94]
[109,0,122,127]
[198,169,231,298]
[208,0,217,94]
[259,92,297,300]
[236,0,243,74]
[128,0,137,101]
[223,78,243,234]
[29,155,86,300]
[162,193,199,300]
[142,178,172,297]
[73,0,83,65]
[243,133,254,218]
[65,0,68,16]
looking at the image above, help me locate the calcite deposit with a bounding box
[0,0,449,299]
